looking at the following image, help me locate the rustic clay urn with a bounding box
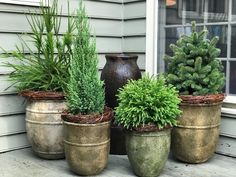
[126,129,171,177]
[61,108,112,176]
[101,54,141,155]
[23,91,66,159]
[171,94,224,163]
[62,121,111,175]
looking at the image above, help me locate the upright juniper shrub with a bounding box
[66,1,105,115]
[165,22,225,95]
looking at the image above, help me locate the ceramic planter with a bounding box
[171,95,224,163]
[26,99,66,159]
[63,120,111,176]
[101,54,141,155]
[126,129,171,177]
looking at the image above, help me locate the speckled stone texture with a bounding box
[172,102,222,163]
[26,99,66,159]
[126,129,171,177]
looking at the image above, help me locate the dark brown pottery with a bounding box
[101,54,141,155]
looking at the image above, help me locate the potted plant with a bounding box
[1,0,75,159]
[165,21,225,163]
[61,2,112,176]
[115,75,181,177]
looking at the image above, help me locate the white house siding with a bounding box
[123,0,146,71]
[0,0,124,152]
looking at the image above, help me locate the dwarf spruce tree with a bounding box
[165,22,225,95]
[66,2,105,115]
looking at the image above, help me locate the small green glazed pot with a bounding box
[126,129,171,177]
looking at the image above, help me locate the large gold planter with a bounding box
[63,121,111,176]
[26,99,66,159]
[171,101,223,163]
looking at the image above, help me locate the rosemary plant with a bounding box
[1,0,75,92]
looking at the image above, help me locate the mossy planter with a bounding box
[23,91,66,159]
[126,129,171,177]
[62,120,111,176]
[171,94,224,163]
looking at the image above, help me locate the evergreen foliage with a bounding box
[66,1,105,115]
[115,75,181,129]
[165,22,225,95]
[1,0,74,92]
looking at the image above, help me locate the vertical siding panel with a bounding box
[123,1,146,70]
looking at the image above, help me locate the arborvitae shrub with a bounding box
[165,22,225,95]
[115,75,181,129]
[66,2,105,115]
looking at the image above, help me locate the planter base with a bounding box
[33,151,64,160]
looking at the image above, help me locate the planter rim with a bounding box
[105,54,138,59]
[61,107,113,124]
[63,120,111,126]
[180,101,223,107]
[125,124,172,133]
[126,128,171,137]
[180,93,225,104]
[20,90,65,100]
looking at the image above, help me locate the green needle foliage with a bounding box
[1,0,75,92]
[66,1,105,115]
[115,75,181,130]
[165,21,225,95]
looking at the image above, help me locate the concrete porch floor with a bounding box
[0,148,235,177]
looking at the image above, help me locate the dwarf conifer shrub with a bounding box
[1,0,74,92]
[115,75,181,129]
[66,2,105,115]
[165,22,225,95]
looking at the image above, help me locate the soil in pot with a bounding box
[62,107,112,176]
[22,91,66,159]
[171,94,224,163]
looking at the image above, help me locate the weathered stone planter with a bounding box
[26,99,66,159]
[171,94,224,163]
[126,129,171,177]
[63,121,111,176]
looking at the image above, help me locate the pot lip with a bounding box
[179,93,225,105]
[125,124,173,133]
[63,119,111,126]
[180,102,223,107]
[61,107,113,124]
[19,90,65,101]
[125,128,172,136]
[105,54,138,59]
